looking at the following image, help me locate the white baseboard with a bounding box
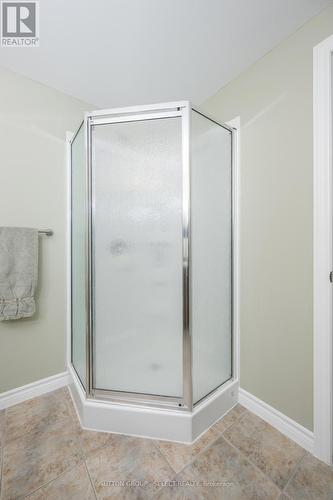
[0,371,70,410]
[0,375,315,454]
[239,388,314,454]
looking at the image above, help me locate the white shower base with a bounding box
[68,365,238,443]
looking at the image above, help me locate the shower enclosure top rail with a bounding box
[85,100,190,119]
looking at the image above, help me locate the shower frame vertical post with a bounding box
[85,114,94,395]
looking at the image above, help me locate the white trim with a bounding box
[66,131,73,368]
[68,366,237,443]
[227,116,241,383]
[0,372,70,410]
[192,379,239,439]
[239,388,314,454]
[313,34,333,465]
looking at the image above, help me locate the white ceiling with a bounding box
[0,0,331,108]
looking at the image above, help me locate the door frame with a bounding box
[313,34,333,464]
[85,102,191,410]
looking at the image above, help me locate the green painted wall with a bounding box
[0,67,90,392]
[202,3,333,431]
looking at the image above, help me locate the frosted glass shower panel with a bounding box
[71,123,86,388]
[92,117,184,397]
[191,111,232,403]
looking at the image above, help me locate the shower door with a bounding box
[88,105,190,406]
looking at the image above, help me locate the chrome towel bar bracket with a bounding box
[38,229,53,236]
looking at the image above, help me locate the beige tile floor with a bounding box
[0,388,332,499]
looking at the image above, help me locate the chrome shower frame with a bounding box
[70,101,235,412]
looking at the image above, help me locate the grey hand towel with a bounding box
[0,227,38,320]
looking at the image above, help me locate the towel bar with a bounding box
[38,229,53,236]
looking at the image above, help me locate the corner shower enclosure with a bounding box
[70,101,236,439]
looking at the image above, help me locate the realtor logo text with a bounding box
[1,1,39,47]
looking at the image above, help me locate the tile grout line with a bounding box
[281,450,307,497]
[221,433,282,495]
[222,408,310,493]
[84,459,98,500]
[64,388,123,463]
[3,392,309,500]
[62,391,99,499]
[20,394,97,499]
[3,388,72,447]
[150,441,180,476]
[16,389,86,498]
[218,407,249,434]
[279,492,292,500]
[22,461,84,499]
[157,431,223,478]
[0,409,7,500]
[67,397,248,483]
[153,415,282,500]
[80,407,240,480]
[212,407,249,442]
[0,446,2,500]
[65,389,134,466]
[79,434,136,464]
[153,406,249,479]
